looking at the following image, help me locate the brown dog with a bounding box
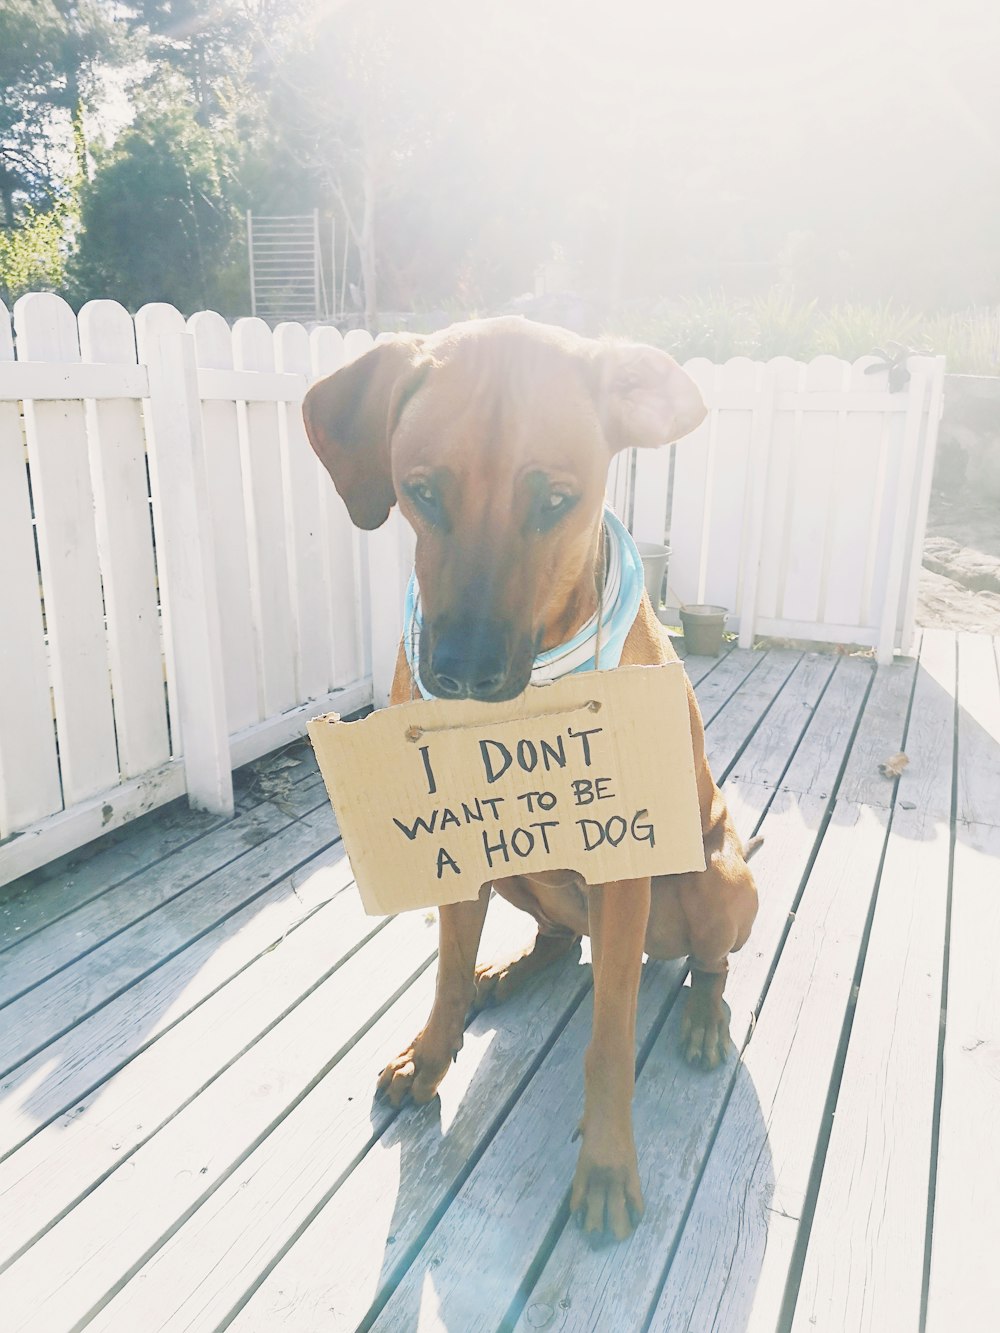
[303,317,758,1241]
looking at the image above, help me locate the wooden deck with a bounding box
[0,630,997,1332]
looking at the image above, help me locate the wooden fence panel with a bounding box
[233,319,297,719]
[755,357,803,624]
[666,358,716,606]
[821,357,888,630]
[15,293,119,806]
[78,301,170,777]
[274,322,333,701]
[136,305,232,814]
[189,311,259,734]
[876,374,927,664]
[0,300,62,834]
[702,357,756,620]
[310,324,366,688]
[899,356,947,653]
[779,356,847,626]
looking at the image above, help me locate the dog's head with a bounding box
[303,317,705,701]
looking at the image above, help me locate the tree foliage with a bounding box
[70,85,242,313]
[4,0,1000,320]
[0,0,120,221]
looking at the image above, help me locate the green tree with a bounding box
[70,86,243,313]
[0,0,120,222]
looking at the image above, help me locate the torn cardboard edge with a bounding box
[308,662,705,916]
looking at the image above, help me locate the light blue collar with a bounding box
[403,508,644,700]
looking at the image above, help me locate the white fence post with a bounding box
[737,364,777,648]
[136,311,234,814]
[876,375,928,665]
[899,356,947,657]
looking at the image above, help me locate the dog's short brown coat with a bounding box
[304,317,758,1240]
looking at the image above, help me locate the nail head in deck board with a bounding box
[0,835,350,1157]
[0,806,338,1077]
[365,961,682,1333]
[83,903,537,1333]
[925,824,1000,1331]
[837,646,920,807]
[0,858,372,1265]
[647,802,891,1333]
[955,630,1000,827]
[515,789,847,1331]
[0,909,439,1332]
[791,806,952,1333]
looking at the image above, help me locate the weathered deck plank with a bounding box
[0,797,337,1078]
[0,631,993,1333]
[0,775,324,1007]
[646,803,891,1333]
[0,743,319,949]
[0,824,345,1156]
[925,630,1000,1331]
[82,901,538,1332]
[360,646,872,1328]
[0,856,373,1267]
[790,629,956,1333]
[0,909,445,1330]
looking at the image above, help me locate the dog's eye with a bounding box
[404,479,442,523]
[536,489,577,532]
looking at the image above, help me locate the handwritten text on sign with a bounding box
[308,664,706,916]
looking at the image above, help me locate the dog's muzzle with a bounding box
[421,617,532,702]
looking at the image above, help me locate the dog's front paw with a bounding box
[570,1140,644,1242]
[680,986,732,1070]
[377,1032,457,1107]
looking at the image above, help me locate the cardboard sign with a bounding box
[308,663,706,916]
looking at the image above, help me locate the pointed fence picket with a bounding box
[0,302,944,885]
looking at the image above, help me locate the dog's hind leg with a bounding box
[474,873,583,1010]
[474,928,580,1010]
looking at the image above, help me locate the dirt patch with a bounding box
[917,490,1000,634]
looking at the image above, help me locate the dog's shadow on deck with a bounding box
[362,947,775,1332]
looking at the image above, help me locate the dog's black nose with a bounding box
[425,619,511,700]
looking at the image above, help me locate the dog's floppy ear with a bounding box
[302,335,425,530]
[592,342,707,453]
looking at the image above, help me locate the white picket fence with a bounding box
[0,297,945,886]
[627,354,946,660]
[364,353,946,686]
[0,294,379,884]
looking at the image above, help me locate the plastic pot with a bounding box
[680,604,728,656]
[635,541,671,610]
